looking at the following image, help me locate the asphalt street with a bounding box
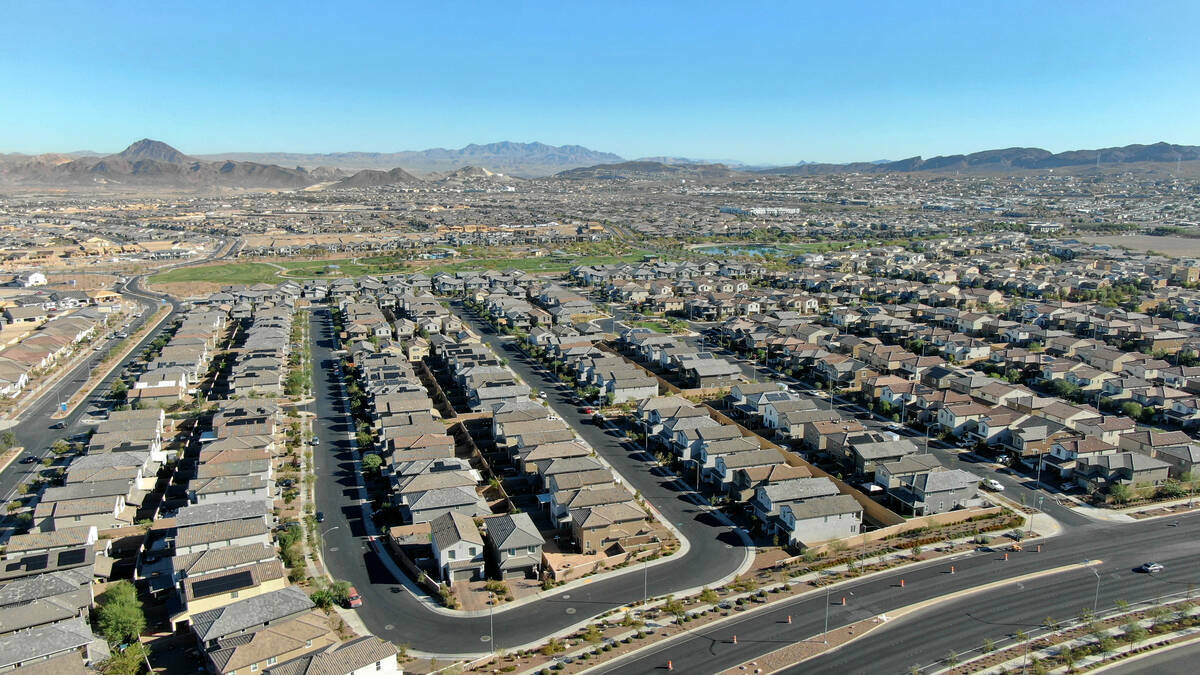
[597,514,1198,674]
[310,306,751,655]
[0,275,178,512]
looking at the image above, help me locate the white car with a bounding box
[983,479,1004,491]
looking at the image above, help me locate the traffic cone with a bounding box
[950,565,955,574]
[667,660,673,671]
[841,597,847,605]
[900,578,905,587]
[787,615,792,624]
[1004,553,1009,561]
[732,635,738,645]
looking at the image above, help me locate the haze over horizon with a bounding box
[2,0,1197,165]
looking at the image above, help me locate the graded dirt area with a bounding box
[45,271,119,290]
[1082,235,1200,257]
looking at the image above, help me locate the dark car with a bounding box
[49,421,66,429]
[20,455,37,464]
[315,511,325,523]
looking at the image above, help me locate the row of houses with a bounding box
[636,395,867,546]
[0,307,111,398]
[130,309,226,405]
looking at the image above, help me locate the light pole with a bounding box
[489,592,496,653]
[320,526,340,551]
[643,559,649,609]
[1088,564,1101,615]
[823,582,831,644]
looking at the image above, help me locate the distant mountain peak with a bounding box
[117,139,191,164]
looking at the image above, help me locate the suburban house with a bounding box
[430,511,485,582]
[484,512,545,580]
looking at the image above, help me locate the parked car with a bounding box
[346,586,363,608]
[311,437,319,446]
[316,511,325,523]
[982,479,1005,492]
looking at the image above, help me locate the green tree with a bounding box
[95,581,146,645]
[1120,401,1144,420]
[1109,483,1133,504]
[1123,621,1147,648]
[361,453,383,473]
[98,643,147,675]
[0,430,15,451]
[110,379,128,403]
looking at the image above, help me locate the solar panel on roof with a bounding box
[57,549,87,566]
[191,570,254,599]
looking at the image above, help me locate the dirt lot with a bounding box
[45,271,119,290]
[1082,235,1200,257]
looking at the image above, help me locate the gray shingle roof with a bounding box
[190,586,314,643]
[486,512,544,550]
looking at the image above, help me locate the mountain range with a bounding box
[755,142,1200,176]
[0,139,343,190]
[2,139,1199,191]
[197,141,622,177]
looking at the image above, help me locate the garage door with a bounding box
[452,568,476,582]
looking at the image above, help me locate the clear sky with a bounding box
[2,0,1197,164]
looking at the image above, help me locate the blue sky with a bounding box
[2,1,1197,164]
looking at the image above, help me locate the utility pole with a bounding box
[643,559,649,610]
[1089,564,1101,615]
[823,582,831,644]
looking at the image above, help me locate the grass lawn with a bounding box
[628,320,668,333]
[147,262,283,286]
[425,250,657,275]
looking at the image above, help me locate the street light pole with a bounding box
[1089,565,1101,615]
[643,559,649,609]
[824,582,831,644]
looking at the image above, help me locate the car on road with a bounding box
[982,479,1005,491]
[315,511,325,523]
[885,422,903,432]
[20,455,37,464]
[346,586,363,608]
[311,437,319,446]
[49,421,66,429]
[1140,561,1165,574]
[537,391,547,399]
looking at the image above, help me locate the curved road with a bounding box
[597,515,1200,673]
[310,306,751,655]
[0,274,180,526]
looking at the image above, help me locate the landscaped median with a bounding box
[923,589,1200,674]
